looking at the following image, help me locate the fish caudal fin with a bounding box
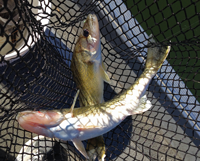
[145,35,171,72]
[132,95,152,115]
[86,135,106,161]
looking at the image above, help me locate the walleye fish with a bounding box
[70,14,110,160]
[17,38,171,159]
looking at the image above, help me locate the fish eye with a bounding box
[83,29,89,37]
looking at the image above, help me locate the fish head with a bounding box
[17,110,64,138]
[74,14,101,63]
[17,110,81,140]
[17,110,91,159]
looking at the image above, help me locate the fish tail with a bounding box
[86,136,106,161]
[145,35,171,72]
[131,37,170,114]
[132,95,152,115]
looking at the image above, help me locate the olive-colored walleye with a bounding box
[70,14,110,160]
[17,38,170,159]
[71,14,110,106]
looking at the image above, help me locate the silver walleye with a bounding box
[70,14,110,160]
[17,27,171,160]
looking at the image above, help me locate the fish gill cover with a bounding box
[0,0,200,161]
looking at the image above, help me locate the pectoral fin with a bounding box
[72,138,89,159]
[100,61,111,84]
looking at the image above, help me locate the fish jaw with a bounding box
[73,14,101,63]
[17,111,64,138]
[82,14,100,54]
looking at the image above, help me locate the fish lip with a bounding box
[87,14,98,25]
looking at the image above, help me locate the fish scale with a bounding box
[71,14,109,160]
[17,26,171,161]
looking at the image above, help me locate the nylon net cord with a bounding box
[0,0,200,160]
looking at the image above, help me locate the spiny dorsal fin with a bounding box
[69,90,80,116]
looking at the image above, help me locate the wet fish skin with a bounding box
[71,14,110,107]
[71,14,109,160]
[17,38,171,159]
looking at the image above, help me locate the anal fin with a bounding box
[72,138,89,159]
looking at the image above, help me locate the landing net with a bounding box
[0,0,199,160]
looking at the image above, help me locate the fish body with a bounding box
[17,38,171,158]
[71,14,110,106]
[70,14,109,160]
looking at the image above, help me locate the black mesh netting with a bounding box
[0,0,200,160]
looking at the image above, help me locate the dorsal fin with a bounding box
[69,90,80,116]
